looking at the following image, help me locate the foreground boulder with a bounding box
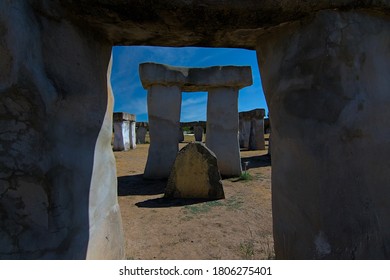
[165,143,224,200]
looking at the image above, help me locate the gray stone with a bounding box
[193,126,204,142]
[257,10,390,259]
[143,85,182,179]
[165,143,224,200]
[2,0,390,260]
[140,63,252,178]
[136,126,147,144]
[239,109,265,150]
[139,63,252,91]
[113,113,136,151]
[206,87,242,177]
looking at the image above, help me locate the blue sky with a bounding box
[111,46,268,122]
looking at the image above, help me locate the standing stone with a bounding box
[257,10,390,259]
[140,63,252,179]
[193,125,204,142]
[249,110,265,150]
[144,85,182,179]
[206,87,242,177]
[239,118,251,148]
[113,112,136,151]
[165,143,224,200]
[129,120,136,149]
[178,127,184,142]
[239,109,265,150]
[136,126,147,144]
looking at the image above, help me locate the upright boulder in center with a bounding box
[165,143,225,200]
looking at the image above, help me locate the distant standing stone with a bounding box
[165,142,225,200]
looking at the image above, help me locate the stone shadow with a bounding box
[135,197,214,208]
[117,174,166,196]
[241,154,271,170]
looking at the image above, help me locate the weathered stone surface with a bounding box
[165,143,224,200]
[239,109,265,150]
[194,126,204,142]
[136,126,147,144]
[113,113,136,151]
[113,121,131,151]
[206,87,242,177]
[2,0,390,261]
[0,0,124,259]
[139,63,252,91]
[113,112,135,122]
[144,85,182,179]
[140,63,251,179]
[59,1,390,48]
[257,10,390,259]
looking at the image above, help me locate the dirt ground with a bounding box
[115,135,273,260]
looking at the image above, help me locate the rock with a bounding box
[139,63,251,178]
[165,143,224,200]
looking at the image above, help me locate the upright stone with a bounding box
[165,143,224,200]
[239,109,265,150]
[143,85,182,179]
[194,125,204,142]
[140,63,252,179]
[239,117,251,148]
[178,127,184,142]
[256,10,390,259]
[113,113,136,151]
[249,109,265,150]
[206,87,242,177]
[136,126,147,144]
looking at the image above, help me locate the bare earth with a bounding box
[115,137,273,260]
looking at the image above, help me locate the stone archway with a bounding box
[1,0,390,259]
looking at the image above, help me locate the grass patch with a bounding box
[239,240,255,259]
[184,200,224,215]
[239,172,253,181]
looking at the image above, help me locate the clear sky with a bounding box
[111,46,268,122]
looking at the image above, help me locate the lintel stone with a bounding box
[113,112,136,122]
[139,63,253,91]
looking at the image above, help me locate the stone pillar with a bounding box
[144,85,182,179]
[249,109,265,150]
[113,112,136,151]
[129,120,136,149]
[140,63,252,179]
[239,117,251,148]
[178,127,184,142]
[136,126,147,144]
[256,10,390,259]
[206,87,241,177]
[0,1,124,259]
[239,109,265,150]
[194,125,204,142]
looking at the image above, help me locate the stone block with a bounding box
[165,143,224,200]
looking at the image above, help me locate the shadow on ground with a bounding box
[117,174,166,196]
[241,154,271,169]
[135,197,215,208]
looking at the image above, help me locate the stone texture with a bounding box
[206,87,242,177]
[140,63,252,179]
[59,1,390,48]
[193,126,204,142]
[136,126,147,144]
[113,112,135,122]
[2,0,390,261]
[113,113,136,151]
[239,109,266,150]
[165,143,224,200]
[143,85,182,179]
[139,63,252,91]
[0,1,124,259]
[257,10,390,259]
